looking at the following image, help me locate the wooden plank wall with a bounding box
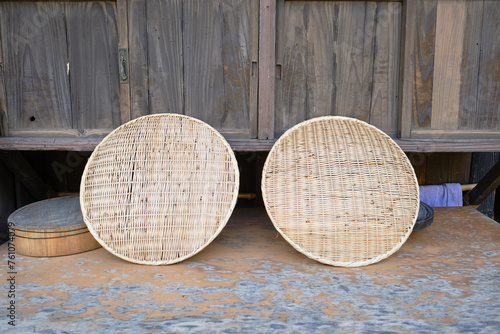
[402,0,500,139]
[0,0,498,145]
[128,0,258,139]
[275,1,402,137]
[0,2,120,137]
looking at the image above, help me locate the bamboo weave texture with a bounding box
[80,114,239,265]
[262,116,419,267]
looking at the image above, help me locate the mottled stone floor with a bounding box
[1,207,499,333]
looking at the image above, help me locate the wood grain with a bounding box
[184,0,253,135]
[66,1,120,131]
[127,0,255,138]
[457,0,483,130]
[399,0,417,138]
[147,0,184,115]
[275,1,401,137]
[127,0,148,120]
[0,25,7,136]
[0,2,72,132]
[476,1,500,131]
[117,0,131,124]
[258,0,276,139]
[368,1,401,136]
[430,0,466,130]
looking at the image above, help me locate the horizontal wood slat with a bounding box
[1,137,500,153]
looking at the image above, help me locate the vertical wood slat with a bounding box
[249,0,259,138]
[128,0,255,138]
[0,2,72,132]
[66,1,120,132]
[458,1,483,130]
[430,0,466,130]
[147,0,183,115]
[275,1,401,137]
[128,0,148,120]
[0,25,7,136]
[117,0,130,124]
[258,0,276,140]
[369,2,401,135]
[183,0,253,136]
[399,0,416,138]
[335,2,373,122]
[402,0,500,139]
[476,1,500,131]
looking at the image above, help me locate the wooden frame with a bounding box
[399,0,500,140]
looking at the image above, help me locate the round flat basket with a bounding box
[262,116,419,267]
[8,196,101,257]
[80,114,239,265]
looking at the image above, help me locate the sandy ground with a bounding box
[1,206,499,333]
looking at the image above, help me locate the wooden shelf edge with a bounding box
[0,137,277,152]
[0,137,499,153]
[394,139,500,153]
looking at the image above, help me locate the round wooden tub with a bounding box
[8,196,101,257]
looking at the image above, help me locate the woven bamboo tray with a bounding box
[8,196,101,257]
[80,114,239,265]
[262,116,419,267]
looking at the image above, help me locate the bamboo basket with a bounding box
[80,114,239,265]
[8,196,101,257]
[262,116,419,267]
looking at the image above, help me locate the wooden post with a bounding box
[258,0,276,140]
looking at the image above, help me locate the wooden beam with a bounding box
[394,139,500,153]
[1,136,500,153]
[258,0,276,140]
[468,159,500,206]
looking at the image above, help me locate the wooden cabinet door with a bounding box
[0,1,121,137]
[128,0,259,139]
[274,0,402,138]
[400,0,500,140]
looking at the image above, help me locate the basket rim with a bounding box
[80,113,240,265]
[261,116,420,267]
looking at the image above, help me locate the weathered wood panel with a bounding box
[0,2,72,132]
[128,0,257,139]
[412,0,436,130]
[275,1,401,137]
[258,0,276,139]
[0,1,120,137]
[430,1,465,130]
[0,25,7,137]
[128,0,148,120]
[147,0,184,116]
[475,1,500,131]
[66,1,120,133]
[402,0,500,139]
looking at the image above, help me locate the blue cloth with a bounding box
[419,183,463,207]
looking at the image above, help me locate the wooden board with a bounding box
[66,1,121,132]
[0,2,120,137]
[275,1,401,138]
[0,2,72,133]
[401,0,500,139]
[128,0,258,139]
